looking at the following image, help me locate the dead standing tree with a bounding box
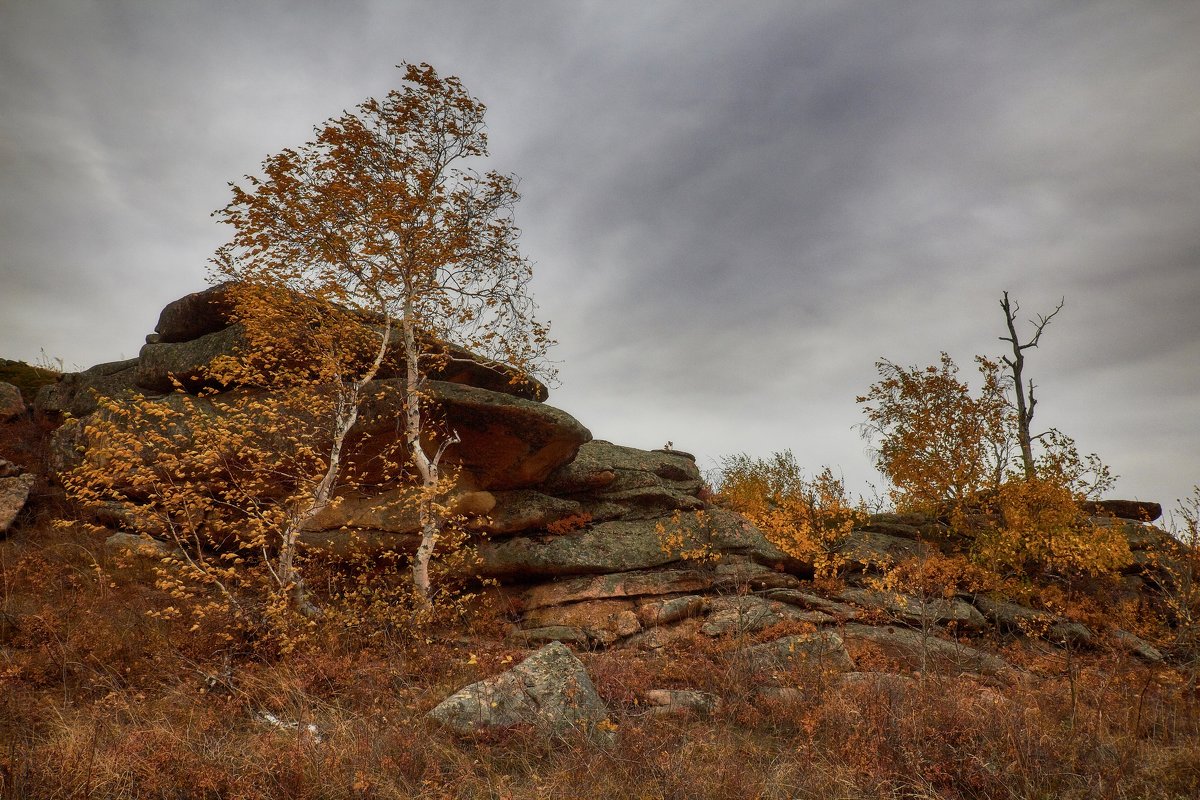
[999,291,1065,480]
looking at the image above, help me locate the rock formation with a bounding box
[29,285,1191,683]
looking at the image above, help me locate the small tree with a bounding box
[209,62,553,608]
[856,353,1013,521]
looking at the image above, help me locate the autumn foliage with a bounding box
[715,451,867,578]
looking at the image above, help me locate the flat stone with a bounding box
[1110,629,1163,663]
[700,595,832,637]
[522,599,641,646]
[522,569,715,611]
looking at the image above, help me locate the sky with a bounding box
[2,1,1198,517]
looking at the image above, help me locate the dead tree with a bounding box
[999,291,1065,480]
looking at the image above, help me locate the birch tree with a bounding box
[210,62,552,607]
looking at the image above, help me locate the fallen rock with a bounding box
[841,623,1013,677]
[0,381,25,420]
[427,641,613,742]
[0,473,35,535]
[641,689,719,718]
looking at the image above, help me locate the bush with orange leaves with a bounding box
[715,451,867,579]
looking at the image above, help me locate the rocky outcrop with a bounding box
[36,285,1191,687]
[427,642,613,742]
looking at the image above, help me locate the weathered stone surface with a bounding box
[837,588,987,630]
[302,487,496,534]
[135,324,245,393]
[0,381,25,420]
[1082,499,1162,523]
[700,595,832,637]
[741,631,855,674]
[1110,629,1163,663]
[0,459,21,478]
[475,490,584,535]
[759,589,860,620]
[507,626,590,647]
[712,558,806,590]
[971,595,1093,646]
[637,595,709,627]
[842,623,1013,677]
[840,530,931,571]
[153,282,239,343]
[626,617,704,650]
[0,473,35,535]
[427,642,612,741]
[522,569,715,611]
[522,599,641,646]
[361,380,591,490]
[642,689,719,717]
[477,509,787,579]
[34,358,142,418]
[541,441,701,496]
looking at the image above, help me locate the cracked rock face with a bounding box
[426,642,613,742]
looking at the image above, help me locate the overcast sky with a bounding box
[2,1,1198,515]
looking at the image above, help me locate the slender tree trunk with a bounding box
[276,315,392,618]
[401,310,441,606]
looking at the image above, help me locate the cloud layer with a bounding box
[2,0,1198,509]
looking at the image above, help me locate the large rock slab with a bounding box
[542,441,702,496]
[153,282,239,343]
[476,509,790,579]
[840,530,931,571]
[34,358,141,418]
[0,473,35,535]
[1081,499,1162,523]
[841,623,1013,677]
[135,325,244,393]
[427,642,613,742]
[700,595,832,637]
[361,380,591,490]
